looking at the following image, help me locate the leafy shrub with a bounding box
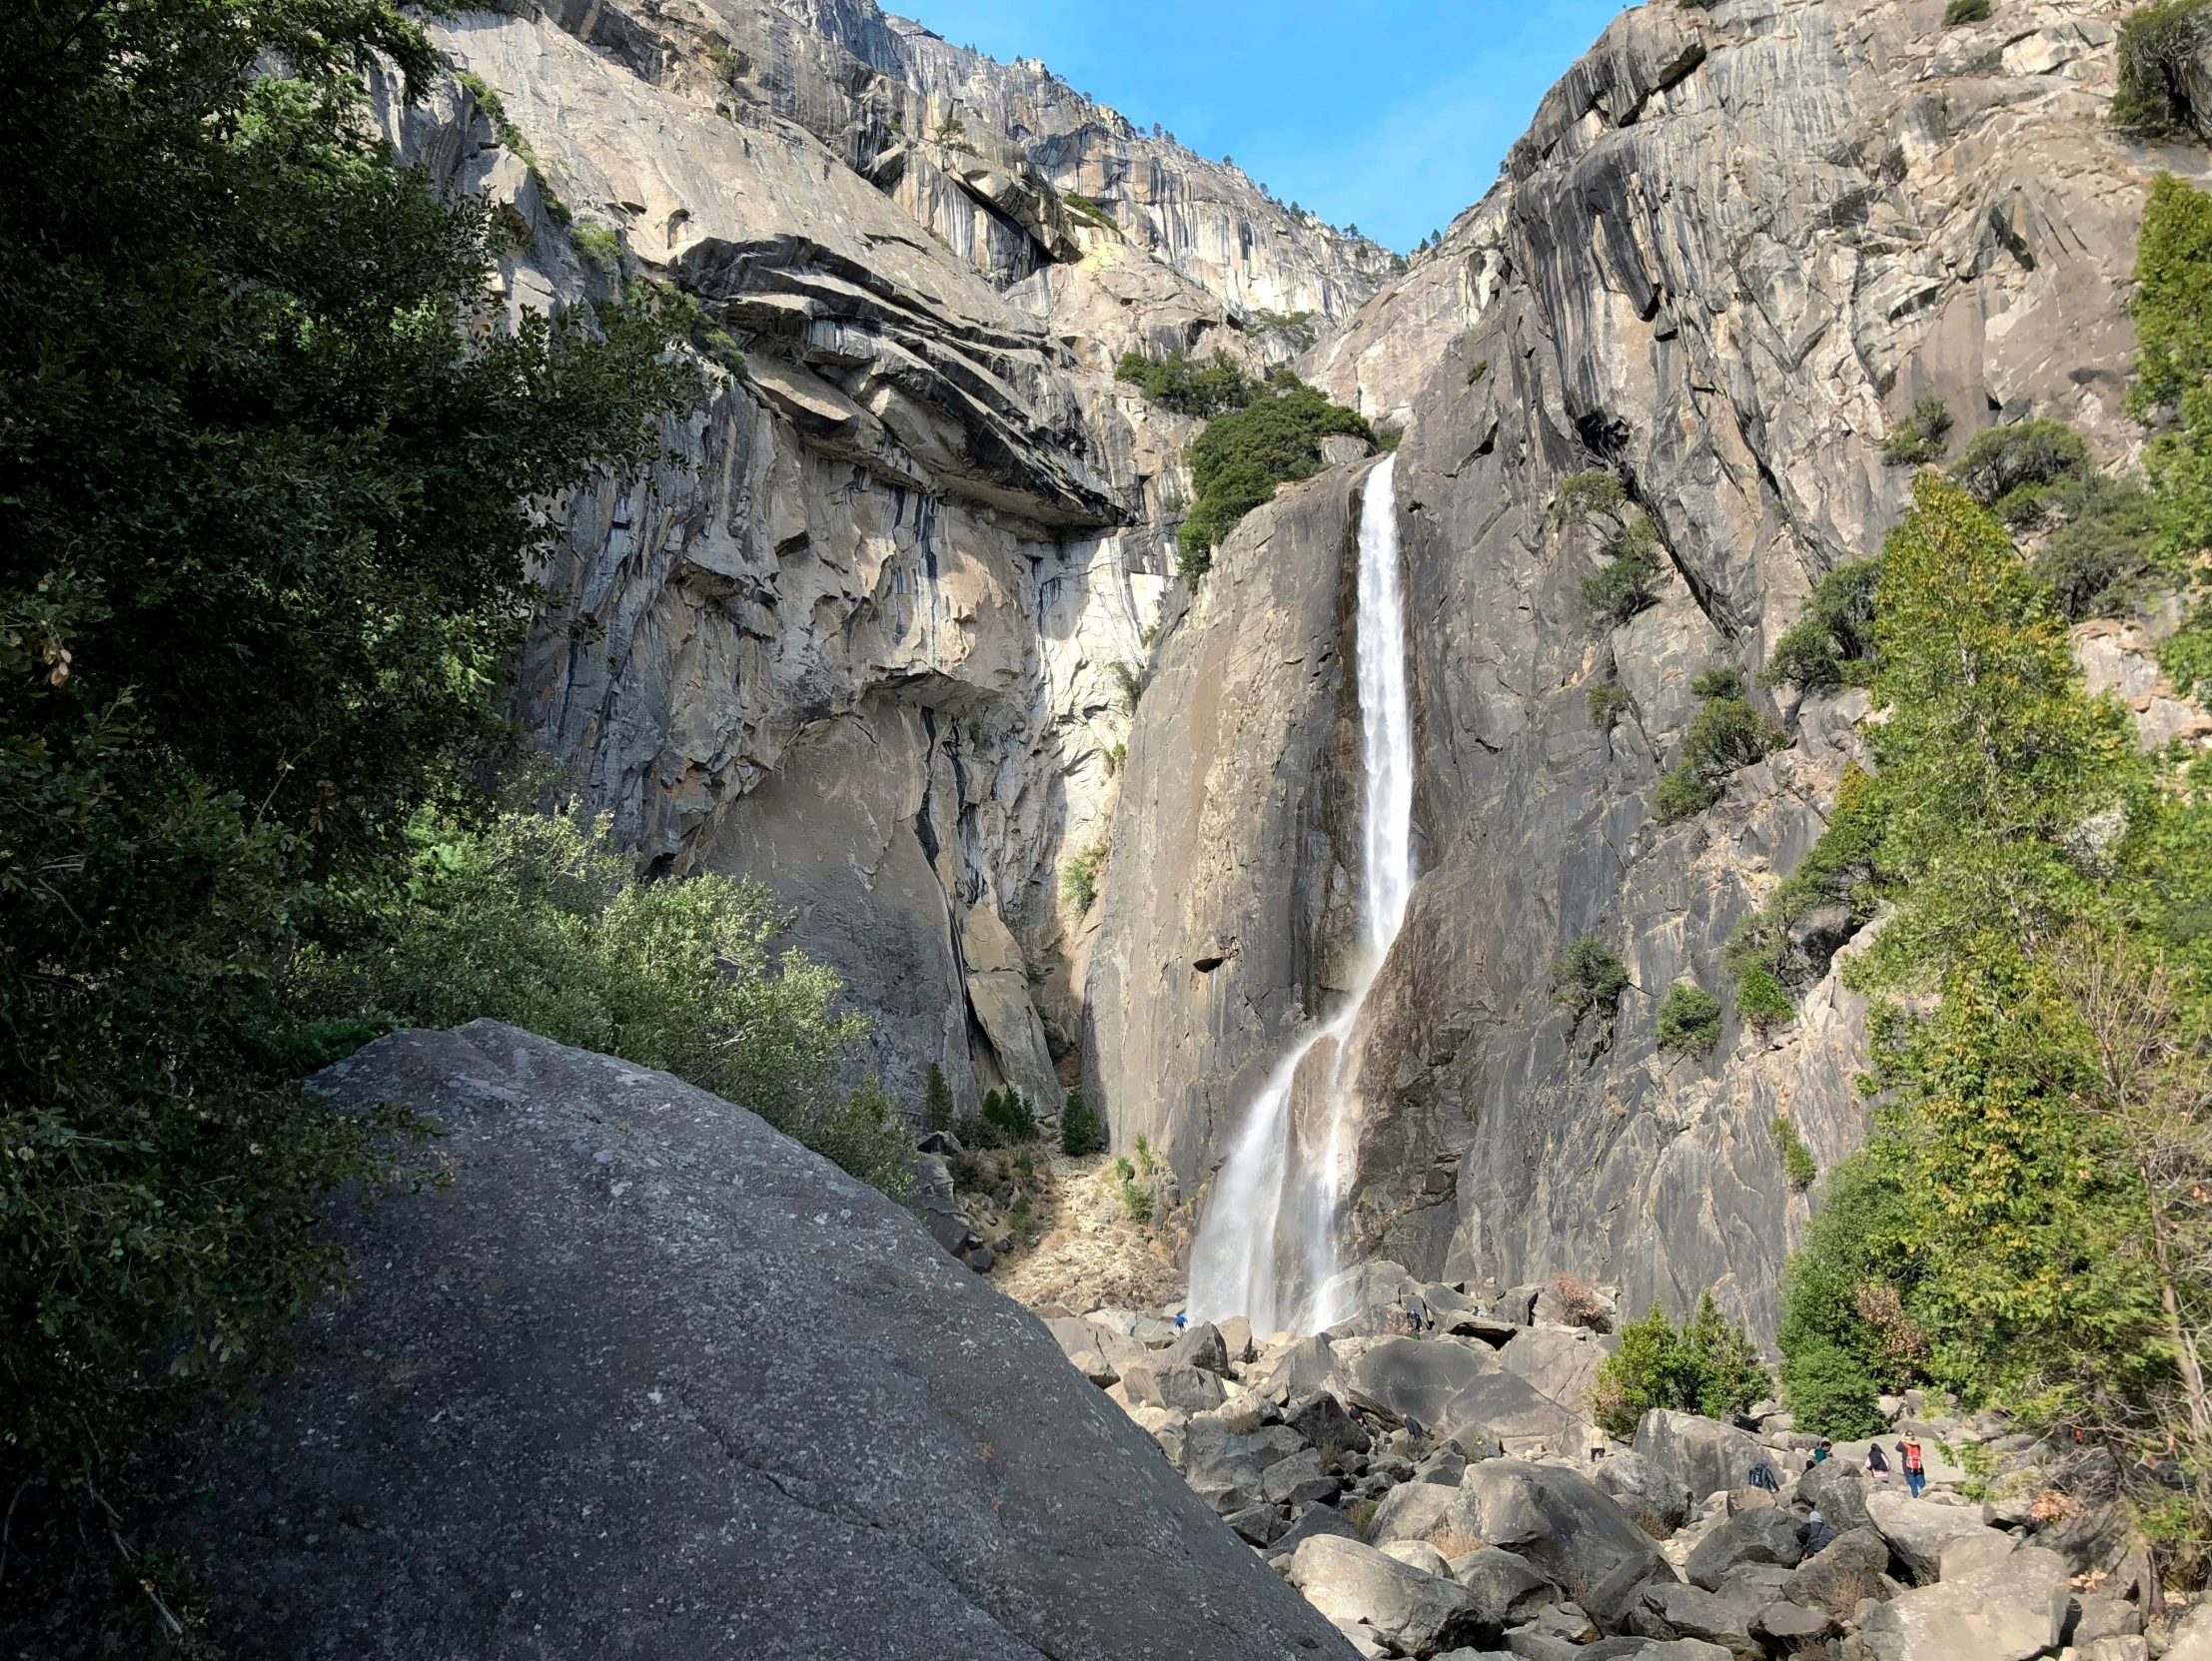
[1943,0,1992,21]
[1760,558,1882,692]
[1121,1180,1154,1223]
[1882,395,1953,465]
[2113,0,2212,132]
[1779,1336,1888,1439]
[1554,937,1632,1019]
[571,220,622,273]
[1588,1292,1771,1438]
[1114,350,1257,417]
[1582,517,1664,625]
[924,1062,954,1132]
[1061,1087,1107,1157]
[297,807,914,1199]
[1112,660,1144,712]
[1114,1155,1136,1184]
[1947,418,2088,511]
[1589,680,1634,730]
[0,0,701,1624]
[1737,966,1797,1031]
[1061,190,1117,232]
[1062,841,1109,913]
[1656,983,1724,1054]
[1252,309,1319,353]
[1177,373,1375,581]
[1556,468,1628,522]
[1769,1114,1817,1188]
[2026,473,2159,618]
[1653,671,1783,823]
[1722,763,1883,990]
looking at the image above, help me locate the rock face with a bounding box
[174,1023,1357,1659]
[1086,0,2181,1337]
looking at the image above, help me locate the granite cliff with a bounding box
[1084,0,2207,1337]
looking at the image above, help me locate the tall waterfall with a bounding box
[1186,454,1415,1336]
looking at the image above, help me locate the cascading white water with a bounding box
[1186,453,1415,1337]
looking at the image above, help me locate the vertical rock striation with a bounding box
[1089,0,2190,1337]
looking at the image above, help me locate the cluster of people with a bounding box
[1807,1432,1927,1498]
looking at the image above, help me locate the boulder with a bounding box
[1683,1507,1803,1590]
[1795,1455,1873,1533]
[1162,1319,1231,1374]
[1865,1489,2008,1585]
[1416,1446,1470,1486]
[172,1025,1357,1660]
[1750,1600,1834,1650]
[2072,1593,2143,1644]
[1288,1535,1500,1658]
[1575,1641,1730,1660]
[1219,1315,1256,1362]
[1228,1503,1289,1546]
[1935,1527,2014,1580]
[1459,1459,1674,1630]
[1184,1414,1305,1495]
[1449,1546,1561,1629]
[1369,1478,1464,1546]
[2033,1496,2135,1575]
[1856,1544,2069,1661]
[1288,1390,1375,1456]
[1631,1581,1757,1659]
[1635,1411,1772,1503]
[1495,1285,1543,1324]
[1383,1539,1457,1579]
[1783,1526,1893,1619]
[2165,1600,2212,1661]
[1594,1450,1694,1539]
[1263,1448,1346,1506]
[1352,1338,1583,1449]
[1267,1501,1362,1561]
[1121,1359,1227,1414]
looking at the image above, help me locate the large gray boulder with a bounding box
[1857,1544,2069,1661]
[1634,1412,1771,1502]
[1459,1460,1674,1630]
[1350,1338,1584,1448]
[1865,1489,2008,1586]
[1794,1455,1873,1533]
[1594,1450,1694,1539]
[174,1026,1357,1660]
[1448,1546,1561,1629]
[1683,1507,1803,1590]
[1629,1582,1757,1659]
[1783,1526,1893,1619]
[1287,1535,1499,1657]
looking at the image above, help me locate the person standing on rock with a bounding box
[1866,1441,1890,1483]
[1900,1435,1925,1498]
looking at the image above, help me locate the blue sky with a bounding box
[901,0,1629,253]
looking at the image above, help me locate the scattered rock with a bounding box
[1631,1581,1757,1659]
[1287,1390,1374,1456]
[1855,1544,2068,1661]
[1683,1507,1803,1591]
[1162,1319,1231,1374]
[1795,1456,1873,1534]
[1935,1527,2014,1580]
[1416,1446,1470,1486]
[1595,1449,1695,1539]
[1228,1503,1290,1546]
[1750,1599,1834,1650]
[1459,1459,1674,1630]
[1121,1359,1227,1414]
[1287,1535,1500,1658]
[1636,1411,1774,1504]
[1865,1490,2007,1586]
[1268,1501,1362,1561]
[1384,1540,1457,1579]
[1264,1448,1346,1507]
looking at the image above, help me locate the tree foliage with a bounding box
[1653,668,1783,824]
[1589,1293,1771,1438]
[1176,373,1374,582]
[0,0,702,1629]
[1759,558,1881,693]
[2114,0,2212,133]
[1554,937,1633,1020]
[1114,350,1257,417]
[1656,983,1724,1055]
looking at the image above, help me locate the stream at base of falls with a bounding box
[1186,452,1414,1338]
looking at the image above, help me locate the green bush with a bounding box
[0,0,701,1625]
[2026,473,2159,618]
[1656,983,1724,1054]
[1590,681,1634,730]
[924,1062,955,1133]
[1582,517,1664,625]
[2113,0,2212,132]
[1062,841,1109,913]
[1061,191,1117,232]
[1176,372,1374,581]
[1882,395,1953,465]
[1061,1087,1107,1157]
[1588,1292,1771,1438]
[1556,468,1628,523]
[1769,1114,1818,1188]
[1653,671,1782,824]
[1114,350,1258,417]
[1738,966,1797,1031]
[981,1088,1040,1144]
[571,220,622,273]
[1948,418,2088,509]
[1943,0,1992,21]
[1554,937,1632,1019]
[1760,558,1882,692]
[1121,1181,1155,1224]
[1779,1336,1889,1439]
[296,807,913,1199]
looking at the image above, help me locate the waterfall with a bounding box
[1186,453,1415,1337]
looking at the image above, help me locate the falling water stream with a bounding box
[1186,454,1414,1337]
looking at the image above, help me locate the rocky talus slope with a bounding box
[371,2,1387,1125]
[1083,0,2212,1336]
[1037,1270,2190,1659]
[175,1027,1356,1659]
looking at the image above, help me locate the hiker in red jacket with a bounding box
[1901,1435,1925,1498]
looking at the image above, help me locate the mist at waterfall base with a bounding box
[1186,455,1414,1338]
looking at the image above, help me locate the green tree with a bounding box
[1656,984,1724,1054]
[0,0,699,1625]
[1759,558,1881,693]
[1554,937,1632,1019]
[1177,373,1374,582]
[1653,669,1782,824]
[925,1063,956,1133]
[1060,1086,1107,1157]
[1589,1295,1770,1437]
